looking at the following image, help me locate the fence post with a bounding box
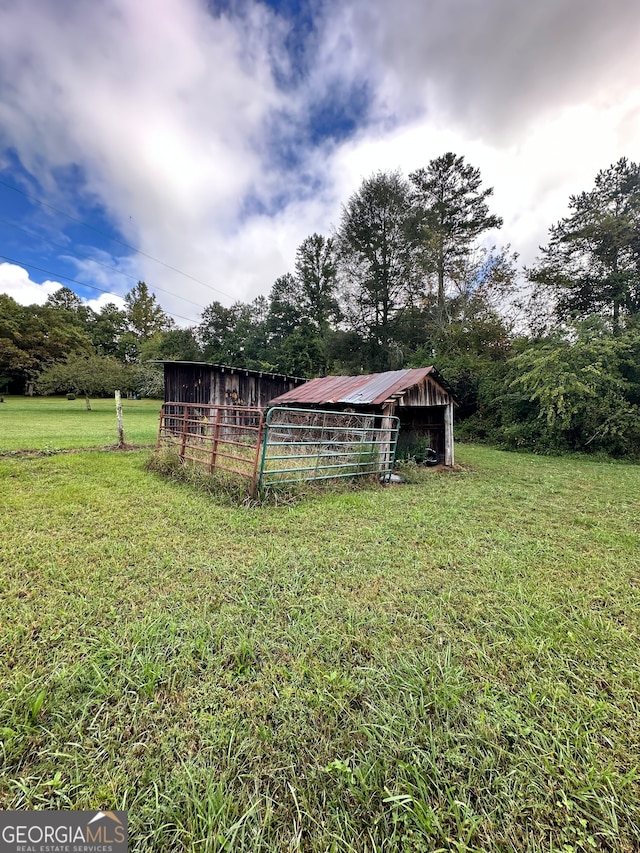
[115,390,125,448]
[210,406,222,473]
[156,404,165,449]
[179,405,189,460]
[249,411,265,499]
[254,409,272,497]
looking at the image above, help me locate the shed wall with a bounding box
[395,375,450,408]
[164,363,301,408]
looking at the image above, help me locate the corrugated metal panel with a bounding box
[271,374,371,405]
[269,367,455,407]
[339,370,413,404]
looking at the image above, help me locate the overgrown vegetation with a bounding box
[145,447,256,505]
[1,430,639,850]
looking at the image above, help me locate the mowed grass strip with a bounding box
[1,445,639,851]
[0,395,162,452]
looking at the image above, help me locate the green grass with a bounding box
[1,423,640,849]
[0,395,162,451]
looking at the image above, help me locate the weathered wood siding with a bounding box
[395,375,450,408]
[163,363,303,409]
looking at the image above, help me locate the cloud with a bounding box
[0,0,288,309]
[0,261,126,311]
[333,0,640,143]
[0,0,639,321]
[0,263,62,305]
[84,292,126,313]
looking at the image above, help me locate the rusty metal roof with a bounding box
[270,367,454,406]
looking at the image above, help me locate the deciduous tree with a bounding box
[0,295,92,392]
[36,354,132,410]
[337,171,419,371]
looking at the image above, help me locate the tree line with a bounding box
[1,153,639,455]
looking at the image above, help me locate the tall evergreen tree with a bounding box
[294,234,340,334]
[409,153,503,323]
[124,281,171,341]
[266,274,304,342]
[46,286,84,313]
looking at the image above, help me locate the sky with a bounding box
[1,0,639,325]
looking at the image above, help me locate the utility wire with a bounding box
[0,253,201,326]
[0,177,237,302]
[0,216,208,313]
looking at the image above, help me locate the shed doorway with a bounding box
[396,406,446,462]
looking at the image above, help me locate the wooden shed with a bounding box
[160,361,305,409]
[269,367,457,466]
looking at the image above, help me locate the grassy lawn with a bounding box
[1,424,639,849]
[0,395,162,451]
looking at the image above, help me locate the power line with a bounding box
[0,176,238,303]
[0,216,209,313]
[0,253,201,326]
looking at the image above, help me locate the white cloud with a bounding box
[0,261,126,311]
[0,263,62,305]
[84,292,126,312]
[0,0,287,311]
[334,0,640,142]
[0,0,639,320]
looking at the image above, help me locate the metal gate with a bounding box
[158,402,265,494]
[258,407,400,490]
[157,404,400,496]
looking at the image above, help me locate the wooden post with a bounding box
[209,406,222,473]
[250,412,266,499]
[180,406,189,460]
[444,401,454,467]
[115,390,125,448]
[156,404,164,449]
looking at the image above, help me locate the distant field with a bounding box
[1,441,639,851]
[0,395,162,451]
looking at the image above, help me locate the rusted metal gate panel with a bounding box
[158,402,265,495]
[258,407,400,489]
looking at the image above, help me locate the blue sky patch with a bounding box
[0,153,135,301]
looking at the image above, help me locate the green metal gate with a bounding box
[258,407,400,491]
